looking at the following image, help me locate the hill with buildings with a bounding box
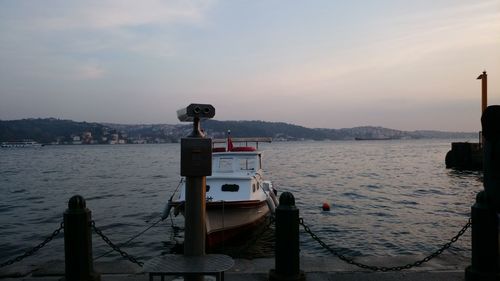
[0,118,106,144]
[0,118,476,144]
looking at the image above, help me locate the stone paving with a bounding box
[0,253,471,281]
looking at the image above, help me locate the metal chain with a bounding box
[91,221,144,267]
[299,217,472,272]
[267,214,276,228]
[95,216,163,261]
[0,222,64,268]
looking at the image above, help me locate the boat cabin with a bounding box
[178,137,272,202]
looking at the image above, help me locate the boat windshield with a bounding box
[239,158,256,171]
[214,155,260,173]
[217,157,234,172]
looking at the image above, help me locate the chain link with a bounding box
[299,217,472,272]
[91,221,144,267]
[267,214,276,228]
[0,222,64,268]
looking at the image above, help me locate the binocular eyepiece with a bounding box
[177,103,215,122]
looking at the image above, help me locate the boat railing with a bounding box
[212,137,272,149]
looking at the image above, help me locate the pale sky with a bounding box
[0,1,499,131]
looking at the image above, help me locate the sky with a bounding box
[0,1,499,131]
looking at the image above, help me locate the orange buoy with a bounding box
[322,202,330,211]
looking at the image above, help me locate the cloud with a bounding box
[1,0,215,58]
[0,0,215,82]
[76,63,106,80]
[234,1,500,98]
[35,0,214,31]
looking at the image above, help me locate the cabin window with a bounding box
[239,158,256,171]
[221,184,239,192]
[218,157,233,172]
[206,185,210,192]
[252,183,256,192]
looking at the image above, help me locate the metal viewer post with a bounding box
[466,105,500,281]
[63,195,101,281]
[269,192,306,281]
[178,103,215,281]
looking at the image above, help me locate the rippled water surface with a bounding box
[0,139,482,264]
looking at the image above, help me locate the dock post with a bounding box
[178,104,215,281]
[269,192,305,281]
[63,195,101,281]
[466,105,500,281]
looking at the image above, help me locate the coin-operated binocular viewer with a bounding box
[177,104,215,263]
[178,104,215,177]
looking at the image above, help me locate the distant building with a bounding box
[109,134,119,144]
[72,135,82,145]
[82,132,92,144]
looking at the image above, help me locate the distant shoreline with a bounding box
[1,118,478,144]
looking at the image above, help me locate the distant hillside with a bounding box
[100,123,186,143]
[0,118,477,144]
[317,126,406,140]
[408,130,479,139]
[0,118,106,143]
[202,120,328,140]
[107,120,477,141]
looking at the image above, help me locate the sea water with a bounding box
[0,139,482,264]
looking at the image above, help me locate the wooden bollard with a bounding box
[466,105,500,281]
[482,105,500,207]
[63,195,101,281]
[269,192,305,281]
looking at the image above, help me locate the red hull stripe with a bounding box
[172,200,267,210]
[231,146,256,152]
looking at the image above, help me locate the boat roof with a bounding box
[213,151,262,156]
[212,137,272,144]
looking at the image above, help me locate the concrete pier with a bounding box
[445,142,482,170]
[0,253,470,281]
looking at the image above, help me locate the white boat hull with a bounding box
[206,200,271,248]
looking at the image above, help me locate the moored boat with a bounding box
[1,140,43,148]
[354,137,396,141]
[172,136,278,248]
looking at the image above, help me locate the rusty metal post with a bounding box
[63,195,100,281]
[184,176,207,256]
[269,192,305,281]
[466,105,500,281]
[478,71,488,114]
[478,71,488,146]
